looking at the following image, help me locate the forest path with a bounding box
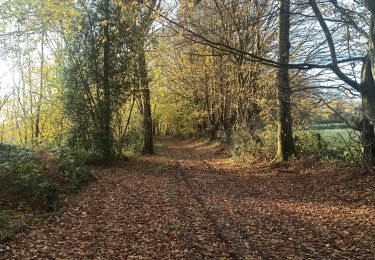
[2,136,375,259]
[0,136,253,259]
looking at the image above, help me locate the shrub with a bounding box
[295,130,362,164]
[230,130,277,162]
[0,143,94,241]
[0,160,60,211]
[121,128,143,156]
[0,142,32,165]
[0,210,25,242]
[39,182,60,210]
[54,147,94,192]
[13,162,60,210]
[295,131,324,156]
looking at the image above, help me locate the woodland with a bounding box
[1,0,375,258]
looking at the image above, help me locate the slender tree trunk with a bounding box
[16,23,31,145]
[152,119,157,135]
[27,57,34,144]
[275,0,295,161]
[138,44,154,154]
[209,125,217,141]
[35,33,44,144]
[224,126,232,143]
[102,0,112,160]
[1,120,4,142]
[118,95,135,155]
[361,54,375,167]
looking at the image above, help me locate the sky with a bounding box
[0,59,14,96]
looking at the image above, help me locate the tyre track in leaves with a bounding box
[158,158,229,259]
[159,137,264,259]
[1,155,227,259]
[163,138,375,259]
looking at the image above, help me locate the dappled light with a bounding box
[1,0,375,258]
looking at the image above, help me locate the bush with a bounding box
[0,142,32,165]
[0,143,94,241]
[230,129,361,164]
[230,130,277,162]
[295,131,324,156]
[54,147,94,192]
[0,210,25,242]
[121,128,143,156]
[295,130,362,164]
[0,160,60,211]
[12,161,60,210]
[39,182,60,210]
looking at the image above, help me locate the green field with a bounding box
[317,129,359,149]
[303,123,360,150]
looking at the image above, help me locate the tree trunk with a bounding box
[361,55,375,167]
[223,120,233,143]
[361,53,375,125]
[1,120,4,142]
[138,45,154,154]
[275,0,295,161]
[224,126,232,144]
[35,32,45,144]
[209,126,217,141]
[101,0,112,160]
[357,3,375,168]
[362,117,375,166]
[362,5,375,124]
[153,118,158,135]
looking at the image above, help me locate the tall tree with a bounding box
[309,0,375,165]
[102,0,113,159]
[135,0,161,154]
[63,0,134,158]
[363,1,375,124]
[275,0,295,161]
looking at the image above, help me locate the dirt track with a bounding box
[1,136,375,259]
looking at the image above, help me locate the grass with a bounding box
[299,124,362,163]
[300,122,361,150]
[313,128,360,149]
[310,122,349,130]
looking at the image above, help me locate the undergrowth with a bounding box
[230,130,361,164]
[0,142,94,242]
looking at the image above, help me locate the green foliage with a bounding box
[38,182,60,210]
[295,131,324,156]
[55,147,94,192]
[0,160,60,211]
[231,128,362,164]
[295,129,362,164]
[0,142,92,212]
[62,0,138,158]
[0,142,33,165]
[0,142,95,240]
[0,210,25,242]
[230,130,277,162]
[166,222,182,232]
[12,161,59,210]
[121,129,143,156]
